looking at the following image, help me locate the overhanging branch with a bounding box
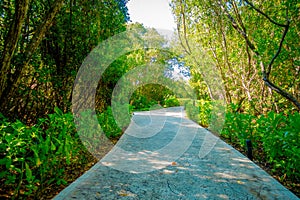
[267,20,290,77]
[244,0,288,28]
[218,0,300,110]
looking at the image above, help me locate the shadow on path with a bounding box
[54,107,298,199]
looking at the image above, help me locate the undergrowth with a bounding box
[0,98,182,199]
[185,100,300,196]
[0,106,123,199]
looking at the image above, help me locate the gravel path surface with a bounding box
[54,107,299,199]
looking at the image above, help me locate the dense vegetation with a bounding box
[171,0,300,195]
[0,0,299,198]
[0,0,130,198]
[0,0,182,197]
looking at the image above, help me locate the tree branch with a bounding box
[218,0,300,110]
[267,20,290,76]
[263,76,300,109]
[244,0,288,28]
[217,0,258,55]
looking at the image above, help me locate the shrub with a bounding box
[221,106,300,182]
[0,107,86,198]
[185,101,300,182]
[163,95,180,107]
[97,106,122,138]
[131,95,159,111]
[184,99,212,127]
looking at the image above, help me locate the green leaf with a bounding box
[51,141,56,151]
[54,107,63,116]
[5,133,14,143]
[57,178,67,185]
[31,146,41,167]
[25,162,33,181]
[45,135,51,154]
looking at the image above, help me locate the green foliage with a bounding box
[0,108,87,198]
[97,106,124,138]
[0,105,132,198]
[184,100,212,127]
[185,100,299,181]
[163,95,180,107]
[221,105,300,181]
[171,0,300,112]
[185,100,198,121]
[130,84,180,111]
[95,26,175,112]
[221,104,256,146]
[256,111,300,179]
[0,0,130,122]
[130,93,181,111]
[131,95,159,111]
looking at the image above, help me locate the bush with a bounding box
[0,105,127,199]
[256,111,300,179]
[185,101,300,182]
[163,95,180,107]
[184,100,200,122]
[97,106,123,138]
[221,105,300,182]
[131,95,159,111]
[0,107,86,198]
[184,99,212,127]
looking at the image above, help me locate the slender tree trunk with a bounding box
[0,0,65,111]
[0,0,29,99]
[218,0,300,111]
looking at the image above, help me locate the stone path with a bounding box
[54,107,299,199]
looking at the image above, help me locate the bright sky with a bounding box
[127,0,176,31]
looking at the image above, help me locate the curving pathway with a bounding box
[54,107,299,199]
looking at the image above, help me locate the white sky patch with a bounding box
[127,0,177,31]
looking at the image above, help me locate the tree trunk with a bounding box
[0,0,29,99]
[0,0,65,111]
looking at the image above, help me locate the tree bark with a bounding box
[0,0,29,99]
[0,0,65,110]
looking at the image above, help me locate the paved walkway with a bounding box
[54,107,298,199]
